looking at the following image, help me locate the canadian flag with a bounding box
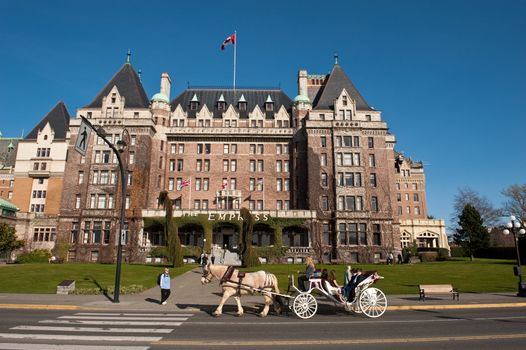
[221,33,236,50]
[178,179,191,190]
[222,181,228,190]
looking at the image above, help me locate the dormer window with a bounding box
[342,95,348,106]
[217,101,226,111]
[190,93,199,111]
[265,95,274,112]
[111,93,116,104]
[238,101,247,111]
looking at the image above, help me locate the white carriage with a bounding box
[286,272,388,319]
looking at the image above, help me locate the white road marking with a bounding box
[59,316,187,321]
[0,333,161,342]
[0,344,148,350]
[11,325,173,333]
[40,320,183,326]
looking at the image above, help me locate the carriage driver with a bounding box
[297,256,316,291]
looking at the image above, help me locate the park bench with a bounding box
[419,284,459,301]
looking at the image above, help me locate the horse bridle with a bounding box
[202,269,214,283]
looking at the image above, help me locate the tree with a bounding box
[453,204,489,261]
[0,223,24,257]
[239,208,260,267]
[158,191,183,267]
[502,183,526,221]
[452,187,501,228]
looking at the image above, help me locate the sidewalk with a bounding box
[1,268,525,312]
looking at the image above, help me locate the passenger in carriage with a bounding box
[297,256,316,291]
[346,268,365,301]
[325,270,345,302]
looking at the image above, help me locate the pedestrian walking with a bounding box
[211,254,216,264]
[158,267,171,305]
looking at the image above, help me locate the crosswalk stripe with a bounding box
[0,333,162,342]
[59,316,187,321]
[0,344,149,350]
[11,326,173,333]
[75,312,194,317]
[40,320,183,326]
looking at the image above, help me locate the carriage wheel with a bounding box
[292,293,318,319]
[358,287,387,318]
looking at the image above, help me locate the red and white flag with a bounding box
[222,181,228,190]
[221,33,236,50]
[178,179,190,190]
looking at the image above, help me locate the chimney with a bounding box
[160,72,171,99]
[298,69,308,97]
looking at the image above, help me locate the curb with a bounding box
[388,302,526,311]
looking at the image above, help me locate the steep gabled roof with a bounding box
[170,89,293,119]
[25,101,71,139]
[313,64,372,111]
[84,64,149,108]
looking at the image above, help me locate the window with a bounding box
[205,144,211,154]
[284,200,290,210]
[195,178,201,191]
[131,135,137,145]
[320,136,326,147]
[321,196,329,210]
[257,160,264,172]
[230,178,237,190]
[342,95,348,106]
[170,160,176,171]
[339,223,347,245]
[249,178,255,191]
[415,206,421,215]
[368,154,376,167]
[257,144,264,154]
[321,173,328,187]
[223,160,229,172]
[277,179,283,191]
[250,144,256,154]
[368,137,374,148]
[203,178,209,191]
[177,160,184,171]
[276,145,282,154]
[78,172,84,184]
[370,173,377,187]
[125,196,131,209]
[257,178,264,191]
[371,196,379,212]
[373,224,381,245]
[276,160,282,172]
[204,160,210,171]
[202,200,209,210]
[257,200,264,210]
[108,195,114,209]
[276,200,283,210]
[197,144,203,154]
[283,144,289,154]
[398,206,403,215]
[322,223,330,245]
[75,195,81,209]
[98,195,107,209]
[284,179,290,191]
[168,178,175,191]
[320,153,327,167]
[405,193,409,201]
[223,144,229,154]
[231,160,237,172]
[90,194,96,208]
[127,172,133,186]
[413,193,419,202]
[412,183,418,190]
[358,223,367,245]
[196,160,202,172]
[71,222,79,243]
[249,200,255,210]
[397,193,401,202]
[100,171,109,185]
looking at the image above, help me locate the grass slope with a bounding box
[0,263,194,294]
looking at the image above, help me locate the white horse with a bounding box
[201,264,281,317]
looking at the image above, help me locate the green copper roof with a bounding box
[265,95,273,103]
[293,94,311,104]
[218,94,226,102]
[0,198,18,212]
[191,93,199,102]
[238,94,246,102]
[151,93,169,103]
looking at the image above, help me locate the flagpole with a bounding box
[188,179,192,210]
[233,30,237,91]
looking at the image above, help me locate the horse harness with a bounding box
[220,266,246,294]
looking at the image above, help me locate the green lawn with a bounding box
[0,259,519,294]
[0,263,195,294]
[243,258,519,294]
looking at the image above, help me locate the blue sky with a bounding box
[1,0,525,230]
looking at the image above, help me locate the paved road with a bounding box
[1,306,526,350]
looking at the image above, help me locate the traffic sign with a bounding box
[75,119,92,156]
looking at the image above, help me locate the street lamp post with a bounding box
[79,116,128,303]
[503,215,526,297]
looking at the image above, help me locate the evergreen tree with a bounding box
[158,191,183,267]
[239,208,260,267]
[453,204,489,261]
[0,223,24,256]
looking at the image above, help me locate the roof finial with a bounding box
[334,52,339,65]
[126,49,131,64]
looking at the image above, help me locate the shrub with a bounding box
[437,248,450,261]
[254,246,288,263]
[71,284,146,295]
[450,247,466,257]
[16,249,51,263]
[418,251,438,262]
